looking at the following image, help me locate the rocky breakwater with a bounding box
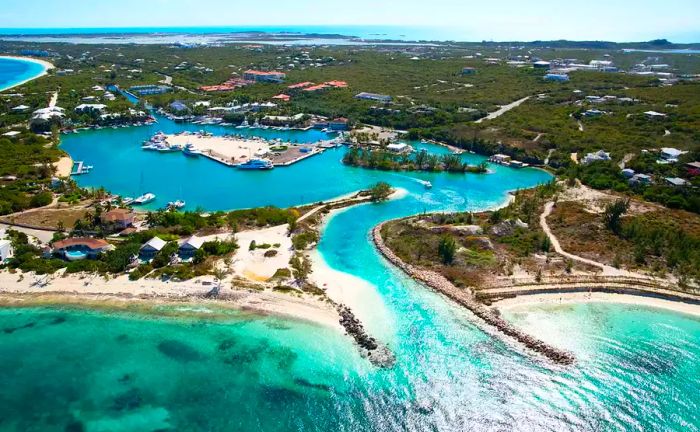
[336,303,396,368]
[372,222,575,365]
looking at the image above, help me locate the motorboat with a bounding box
[168,200,186,210]
[133,193,156,205]
[237,158,274,170]
[183,143,202,157]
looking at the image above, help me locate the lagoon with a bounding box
[2,63,699,430]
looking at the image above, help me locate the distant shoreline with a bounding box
[0,55,54,92]
[493,291,700,318]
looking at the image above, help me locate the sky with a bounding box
[0,0,699,42]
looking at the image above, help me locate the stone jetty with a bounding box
[372,222,575,365]
[335,303,395,368]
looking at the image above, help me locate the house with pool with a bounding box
[52,238,114,261]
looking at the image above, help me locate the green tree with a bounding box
[438,235,457,264]
[368,182,393,202]
[602,198,630,235]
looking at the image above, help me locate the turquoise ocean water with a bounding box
[0,56,47,91]
[0,58,699,430]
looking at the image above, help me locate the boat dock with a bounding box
[70,161,92,175]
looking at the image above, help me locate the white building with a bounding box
[582,150,611,165]
[75,104,107,114]
[660,147,686,162]
[0,239,14,262]
[387,143,410,153]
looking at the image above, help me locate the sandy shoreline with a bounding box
[0,55,54,92]
[493,291,700,318]
[0,270,341,328]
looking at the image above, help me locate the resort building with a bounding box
[544,73,570,82]
[629,173,653,185]
[272,94,291,102]
[645,111,667,119]
[583,109,606,117]
[621,168,635,178]
[140,237,167,260]
[660,147,686,162]
[686,161,700,176]
[169,101,190,113]
[129,85,172,96]
[179,236,205,259]
[325,80,348,88]
[581,150,611,165]
[328,118,349,131]
[30,106,65,131]
[462,67,477,75]
[355,92,392,103]
[0,239,13,263]
[665,177,689,187]
[11,105,29,112]
[101,208,136,230]
[533,61,551,69]
[52,238,113,260]
[75,104,107,114]
[243,70,286,83]
[387,143,411,153]
[288,82,314,90]
[489,154,512,164]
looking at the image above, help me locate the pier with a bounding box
[70,161,92,175]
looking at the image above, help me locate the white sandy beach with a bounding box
[54,156,73,177]
[493,291,700,318]
[0,55,54,92]
[307,188,409,339]
[230,223,293,281]
[0,269,341,328]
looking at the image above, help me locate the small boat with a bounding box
[122,197,134,205]
[416,179,432,189]
[237,158,274,170]
[183,143,202,157]
[133,193,156,205]
[168,200,186,210]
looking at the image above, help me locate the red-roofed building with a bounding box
[303,84,329,92]
[52,237,113,260]
[328,117,349,131]
[325,80,348,88]
[101,208,136,229]
[272,94,291,102]
[243,70,286,83]
[288,81,314,90]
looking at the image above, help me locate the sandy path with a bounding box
[475,96,530,123]
[540,201,646,277]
